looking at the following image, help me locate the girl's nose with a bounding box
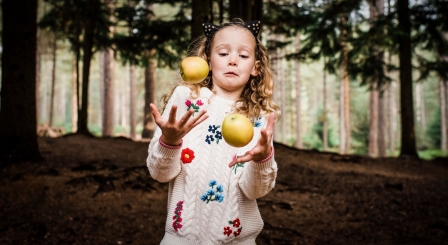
[228,55,238,67]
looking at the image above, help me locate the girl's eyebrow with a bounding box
[214,43,253,52]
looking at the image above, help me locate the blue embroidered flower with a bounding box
[209,179,217,187]
[201,179,224,204]
[216,193,224,203]
[201,194,208,201]
[215,131,222,140]
[254,117,262,127]
[205,135,215,144]
[208,125,219,133]
[216,184,224,193]
[205,125,222,144]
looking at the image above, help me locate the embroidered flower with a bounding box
[223,218,243,237]
[201,179,224,204]
[231,154,245,174]
[254,117,263,127]
[185,99,204,116]
[180,148,195,164]
[205,135,215,144]
[172,201,184,232]
[223,226,232,236]
[232,218,240,227]
[205,125,222,144]
[233,228,242,237]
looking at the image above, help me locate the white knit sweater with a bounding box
[147,86,278,245]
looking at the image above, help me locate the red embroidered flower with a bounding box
[223,226,232,236]
[185,100,192,107]
[233,228,241,237]
[232,218,240,228]
[180,148,195,164]
[196,100,204,106]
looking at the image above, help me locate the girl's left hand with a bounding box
[228,112,275,167]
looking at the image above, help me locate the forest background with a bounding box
[1,0,448,162]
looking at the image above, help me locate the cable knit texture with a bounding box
[147,86,278,244]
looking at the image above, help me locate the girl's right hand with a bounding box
[150,103,208,146]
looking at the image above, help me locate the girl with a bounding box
[147,19,280,244]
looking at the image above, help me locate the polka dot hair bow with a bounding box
[202,20,261,39]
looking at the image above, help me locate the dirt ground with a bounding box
[1,134,448,245]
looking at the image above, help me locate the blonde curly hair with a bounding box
[162,20,280,121]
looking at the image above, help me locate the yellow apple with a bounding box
[221,113,254,148]
[180,56,209,84]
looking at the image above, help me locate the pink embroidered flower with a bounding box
[223,226,232,236]
[185,100,192,107]
[180,148,195,164]
[196,100,204,106]
[172,200,184,232]
[232,218,240,228]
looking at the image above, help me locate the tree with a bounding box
[0,0,41,162]
[229,0,262,21]
[397,0,417,156]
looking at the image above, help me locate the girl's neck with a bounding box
[211,84,243,101]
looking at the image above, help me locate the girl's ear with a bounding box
[251,60,260,76]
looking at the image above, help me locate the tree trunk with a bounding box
[378,90,387,157]
[340,13,351,154]
[0,0,41,162]
[294,37,302,149]
[339,74,346,153]
[228,0,261,22]
[279,36,286,144]
[72,56,78,133]
[142,59,156,139]
[101,0,114,137]
[368,85,379,157]
[397,0,417,157]
[323,58,328,151]
[129,64,136,140]
[36,7,41,129]
[440,79,447,151]
[101,48,114,137]
[191,0,210,42]
[49,36,57,127]
[77,0,98,135]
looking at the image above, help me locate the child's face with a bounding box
[209,26,259,99]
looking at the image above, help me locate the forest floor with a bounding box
[1,134,448,245]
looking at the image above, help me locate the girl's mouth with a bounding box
[225,72,238,76]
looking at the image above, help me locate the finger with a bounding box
[190,110,208,127]
[179,109,195,127]
[229,152,252,167]
[258,128,269,145]
[167,105,178,124]
[150,104,163,124]
[265,112,275,135]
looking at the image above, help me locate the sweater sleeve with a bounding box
[238,117,278,200]
[146,87,184,183]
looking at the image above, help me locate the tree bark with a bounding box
[228,0,261,22]
[101,48,114,137]
[378,90,387,157]
[294,37,302,149]
[368,85,379,157]
[340,13,351,154]
[129,64,136,140]
[191,0,210,42]
[72,56,78,133]
[49,36,57,127]
[440,79,447,151]
[397,0,417,157]
[77,0,98,135]
[0,0,41,162]
[142,59,156,139]
[323,58,328,151]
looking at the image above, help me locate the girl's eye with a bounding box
[240,55,249,58]
[219,53,228,56]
